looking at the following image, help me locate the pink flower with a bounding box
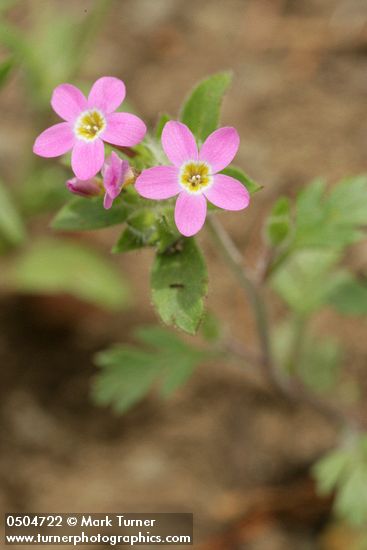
[135,121,250,237]
[33,77,146,181]
[102,152,134,209]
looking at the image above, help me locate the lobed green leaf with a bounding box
[273,321,342,392]
[265,197,292,247]
[271,249,343,314]
[92,326,206,413]
[294,176,367,250]
[313,436,367,526]
[327,274,367,317]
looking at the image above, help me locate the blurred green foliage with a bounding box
[0,0,112,107]
[265,197,292,247]
[314,436,367,526]
[93,326,209,413]
[273,321,342,393]
[5,238,130,311]
[0,0,130,313]
[0,180,26,249]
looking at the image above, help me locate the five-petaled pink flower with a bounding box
[135,121,250,236]
[33,77,146,181]
[66,152,133,209]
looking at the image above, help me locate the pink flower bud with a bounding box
[66,177,102,198]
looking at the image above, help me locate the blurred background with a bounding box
[1,1,367,548]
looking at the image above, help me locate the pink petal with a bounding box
[88,77,126,113]
[103,112,146,147]
[33,123,75,157]
[161,121,198,166]
[51,83,87,121]
[204,174,250,210]
[103,193,114,210]
[103,152,125,199]
[199,127,240,173]
[135,166,180,200]
[174,192,207,237]
[71,139,105,180]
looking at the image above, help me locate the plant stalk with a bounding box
[207,215,360,431]
[206,215,287,397]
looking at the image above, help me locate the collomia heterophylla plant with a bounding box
[34,73,367,526]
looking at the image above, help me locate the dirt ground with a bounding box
[1,0,367,548]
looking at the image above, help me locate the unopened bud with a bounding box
[66,177,102,198]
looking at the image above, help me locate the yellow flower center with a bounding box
[75,110,106,141]
[180,161,212,193]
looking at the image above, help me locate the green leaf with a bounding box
[294,176,367,250]
[327,275,367,316]
[221,165,263,195]
[52,196,130,231]
[0,56,13,87]
[273,322,342,392]
[180,72,232,142]
[271,249,343,314]
[92,326,206,413]
[313,436,367,526]
[298,338,342,392]
[155,113,171,139]
[155,213,181,253]
[313,448,351,495]
[6,238,129,311]
[0,180,26,247]
[326,175,367,226]
[151,239,208,334]
[335,465,367,525]
[265,197,292,247]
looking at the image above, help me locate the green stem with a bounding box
[206,215,287,396]
[206,216,361,431]
[287,313,308,375]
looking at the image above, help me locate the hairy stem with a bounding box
[206,215,287,396]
